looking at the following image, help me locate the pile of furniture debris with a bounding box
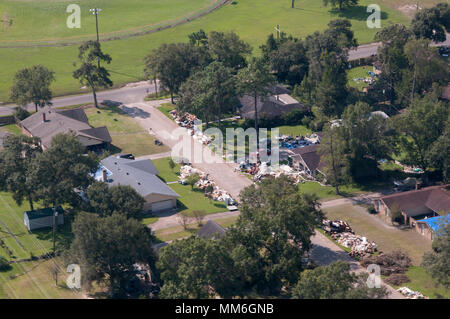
[179,165,235,205]
[170,110,198,129]
[397,287,427,299]
[322,219,377,257]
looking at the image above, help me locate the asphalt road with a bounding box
[348,33,450,60]
[0,81,154,116]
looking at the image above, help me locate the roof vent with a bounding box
[137,182,141,185]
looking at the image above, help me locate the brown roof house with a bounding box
[374,185,450,240]
[20,108,111,152]
[288,144,325,179]
[238,85,308,120]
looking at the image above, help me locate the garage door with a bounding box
[151,200,174,212]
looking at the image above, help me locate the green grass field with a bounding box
[348,65,374,91]
[84,106,169,156]
[0,0,415,102]
[323,203,432,265]
[0,0,215,43]
[0,258,83,299]
[0,124,21,136]
[152,157,181,183]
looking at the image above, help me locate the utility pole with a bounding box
[90,8,102,68]
[52,206,58,254]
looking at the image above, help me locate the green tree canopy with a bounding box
[144,43,210,104]
[322,0,358,11]
[0,135,42,211]
[208,31,252,70]
[411,4,449,43]
[70,212,156,296]
[292,261,388,299]
[86,181,145,219]
[10,65,55,113]
[28,133,99,207]
[224,175,323,295]
[157,236,238,299]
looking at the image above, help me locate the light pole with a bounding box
[90,8,102,68]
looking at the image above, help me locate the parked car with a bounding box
[118,153,135,160]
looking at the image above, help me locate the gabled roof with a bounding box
[20,107,111,148]
[239,94,308,120]
[25,206,64,220]
[381,185,450,217]
[100,156,179,199]
[197,220,226,239]
[289,144,324,172]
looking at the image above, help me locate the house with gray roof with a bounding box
[24,206,64,231]
[197,220,226,240]
[238,85,308,120]
[20,107,111,151]
[97,156,179,212]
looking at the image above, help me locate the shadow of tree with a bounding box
[329,5,388,22]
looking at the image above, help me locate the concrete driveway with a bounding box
[119,100,252,200]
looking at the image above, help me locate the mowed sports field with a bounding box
[0,0,442,102]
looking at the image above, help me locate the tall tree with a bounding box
[421,223,450,288]
[0,135,42,211]
[322,0,358,11]
[292,261,388,299]
[340,102,393,181]
[237,57,276,140]
[144,43,210,104]
[224,175,323,295]
[28,133,99,208]
[157,236,238,299]
[73,41,113,108]
[10,65,55,113]
[70,212,156,296]
[267,38,309,86]
[208,31,252,70]
[411,5,448,43]
[318,124,349,194]
[395,95,448,174]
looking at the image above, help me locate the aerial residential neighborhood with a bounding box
[0,0,448,310]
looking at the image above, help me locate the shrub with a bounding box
[13,107,30,121]
[0,256,11,271]
[385,273,411,286]
[361,250,412,276]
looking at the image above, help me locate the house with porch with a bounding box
[374,185,450,240]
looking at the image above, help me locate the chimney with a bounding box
[102,169,107,182]
[42,112,46,123]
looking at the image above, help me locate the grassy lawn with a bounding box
[152,157,182,183]
[348,65,374,91]
[157,103,176,120]
[323,203,432,265]
[0,0,413,101]
[298,181,386,201]
[0,0,215,43]
[170,183,227,216]
[155,215,238,242]
[0,124,21,136]
[276,124,312,137]
[389,266,450,299]
[0,192,74,261]
[0,258,83,299]
[85,106,169,156]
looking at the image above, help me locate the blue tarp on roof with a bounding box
[417,215,450,235]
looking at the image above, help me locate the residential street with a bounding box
[120,100,252,200]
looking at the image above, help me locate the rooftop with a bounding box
[381,185,450,217]
[20,107,111,149]
[99,156,179,199]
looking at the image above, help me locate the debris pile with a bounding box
[322,219,377,257]
[179,165,236,205]
[278,133,320,150]
[397,287,428,299]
